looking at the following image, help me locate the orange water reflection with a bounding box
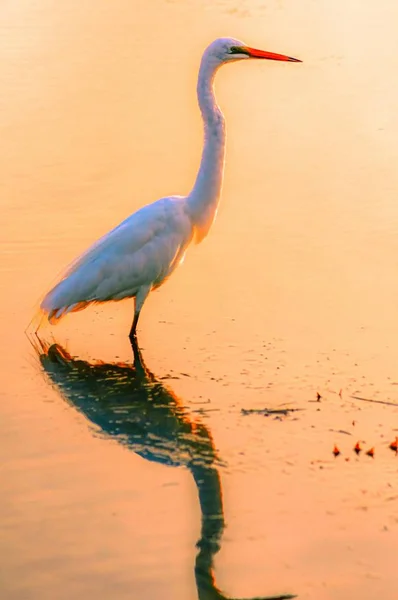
[1,0,398,599]
[33,337,295,600]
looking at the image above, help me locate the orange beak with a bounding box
[242,46,302,62]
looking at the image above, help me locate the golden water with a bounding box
[1,1,398,599]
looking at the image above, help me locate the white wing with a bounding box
[41,196,193,322]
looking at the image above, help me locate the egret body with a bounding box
[40,38,301,339]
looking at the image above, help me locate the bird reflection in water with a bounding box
[33,337,295,600]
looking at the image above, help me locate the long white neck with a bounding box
[187,55,226,243]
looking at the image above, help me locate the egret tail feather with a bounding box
[48,301,91,324]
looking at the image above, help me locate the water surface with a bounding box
[1,1,398,599]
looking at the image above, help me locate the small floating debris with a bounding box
[351,395,398,408]
[389,437,398,452]
[333,445,341,457]
[354,442,361,455]
[366,447,375,458]
[241,407,303,417]
[192,407,220,414]
[329,428,351,436]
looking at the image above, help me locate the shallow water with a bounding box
[1,1,398,599]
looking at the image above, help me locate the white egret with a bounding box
[40,38,301,340]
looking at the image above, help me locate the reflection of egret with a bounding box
[34,339,295,600]
[38,38,301,340]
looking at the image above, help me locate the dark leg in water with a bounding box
[129,285,151,341]
[129,312,140,341]
[129,331,155,382]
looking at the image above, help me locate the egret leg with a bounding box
[129,336,146,376]
[129,285,151,340]
[129,312,140,340]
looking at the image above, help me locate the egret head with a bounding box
[204,37,302,66]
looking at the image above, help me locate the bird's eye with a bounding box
[229,46,249,56]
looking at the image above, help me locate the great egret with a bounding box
[39,38,301,339]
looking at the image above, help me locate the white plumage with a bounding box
[40,38,301,339]
[42,197,192,322]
